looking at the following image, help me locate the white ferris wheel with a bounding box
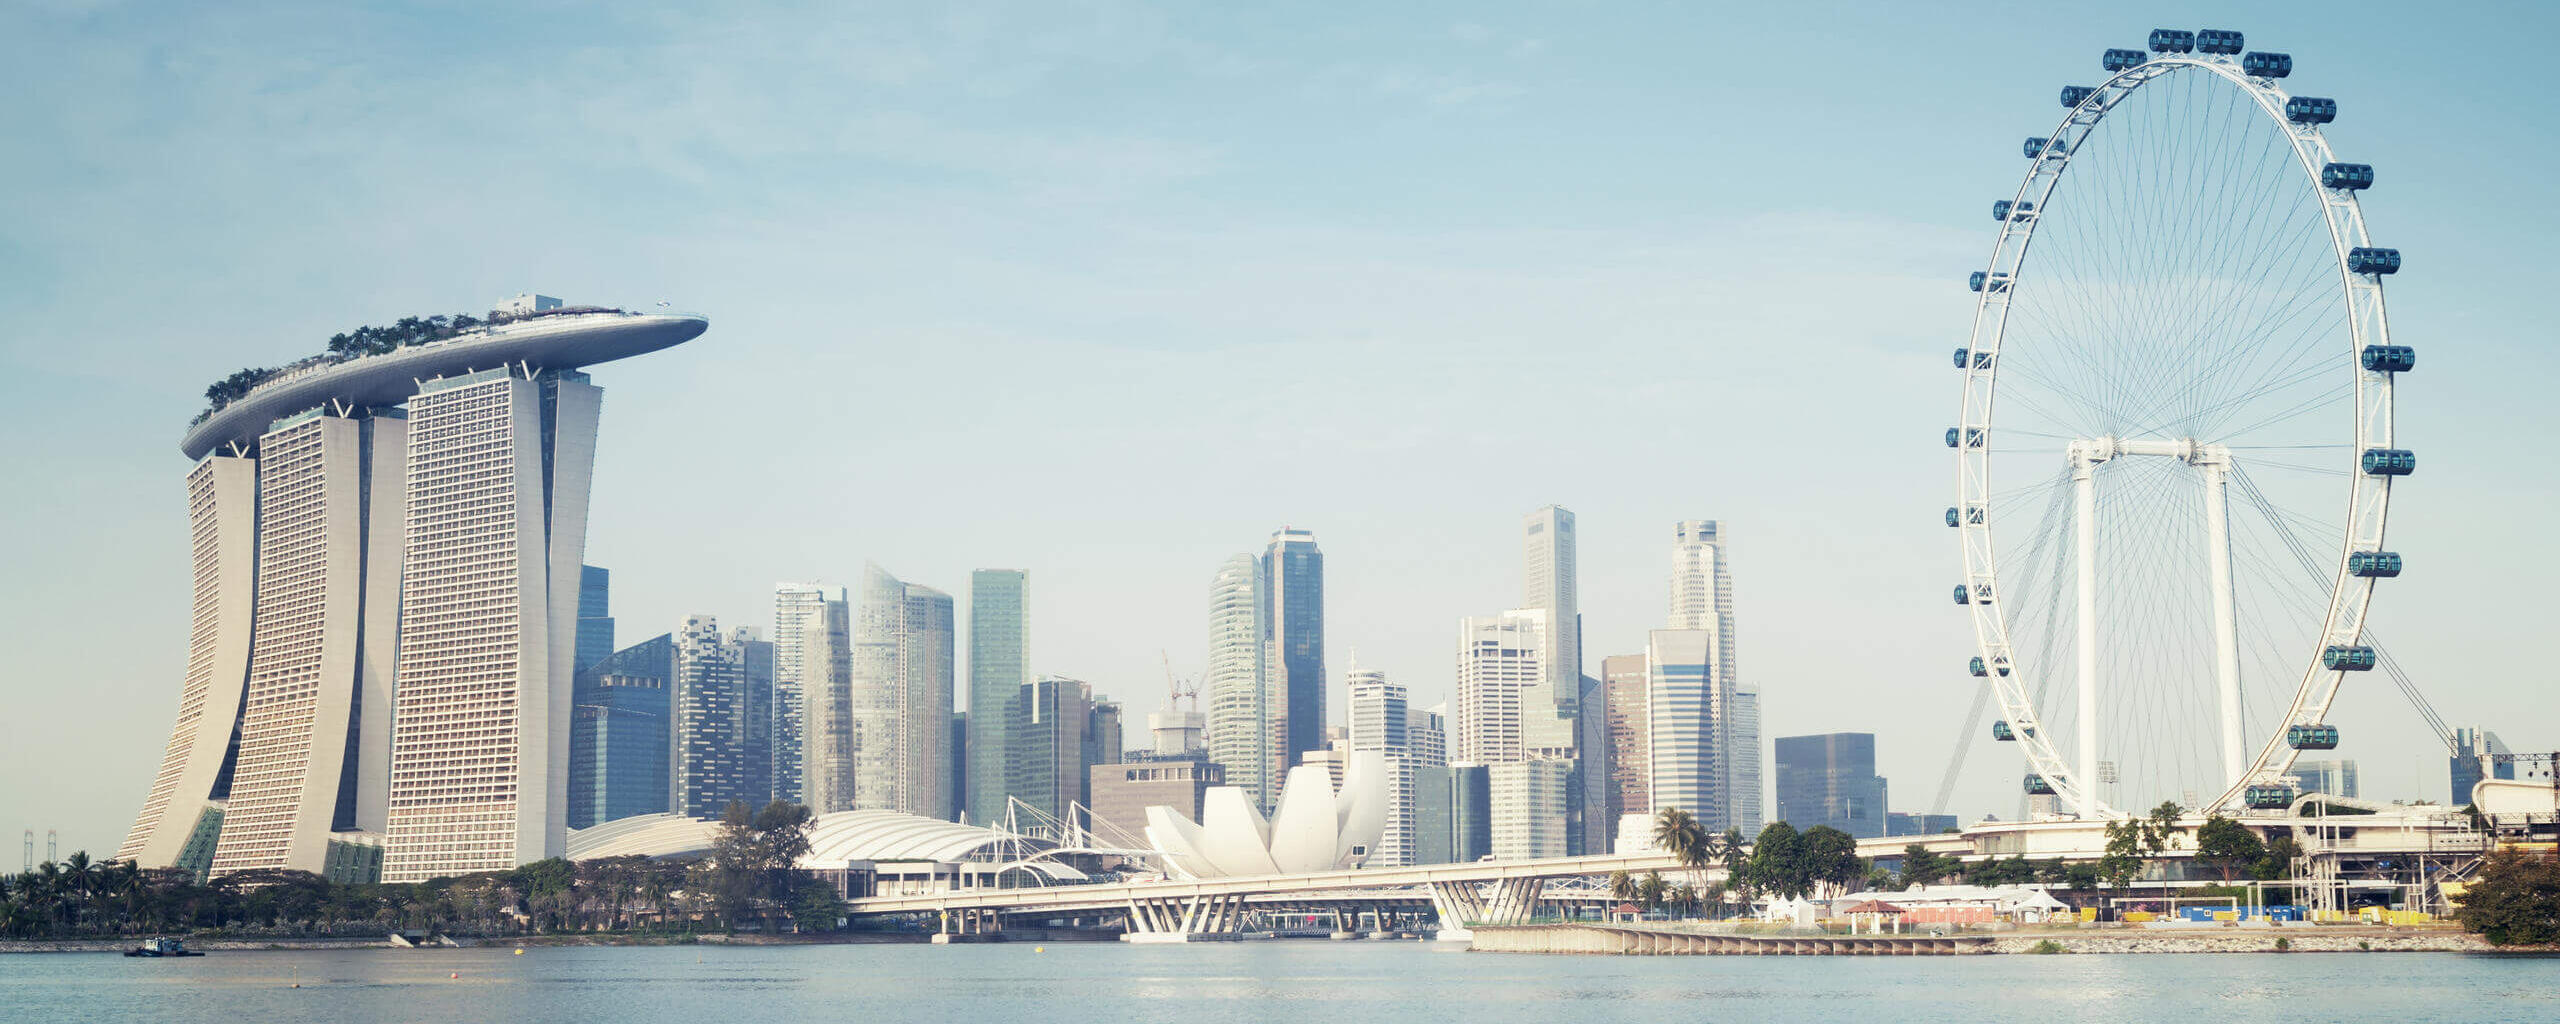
[1952,29,2412,819]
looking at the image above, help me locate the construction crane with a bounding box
[1161,650,1201,713]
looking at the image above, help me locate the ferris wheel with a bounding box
[1950,29,2410,819]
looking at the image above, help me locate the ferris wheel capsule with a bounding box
[2285,96,2338,124]
[2147,29,2196,53]
[2361,345,2415,372]
[2195,30,2245,56]
[2242,52,2293,78]
[2061,85,2096,107]
[2347,247,2401,274]
[2103,48,2147,72]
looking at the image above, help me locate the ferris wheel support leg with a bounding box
[2073,458,2101,818]
[2203,458,2246,795]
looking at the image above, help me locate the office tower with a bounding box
[568,634,673,829]
[736,627,774,802]
[1263,528,1326,766]
[1206,554,1279,810]
[1645,630,1720,830]
[1012,676,1092,820]
[769,582,837,807]
[1773,733,1888,839]
[2451,727,2515,805]
[118,454,258,877]
[849,566,907,810]
[901,581,957,819]
[2287,759,2361,799]
[1347,666,1407,752]
[1600,654,1650,851]
[801,595,855,812]
[1448,763,1493,863]
[1672,520,1760,835]
[1520,507,1580,757]
[1086,699,1124,777]
[1149,704,1206,757]
[1573,672,1607,856]
[207,410,406,880]
[1488,760,1572,860]
[576,566,615,677]
[128,305,705,883]
[1453,608,1549,765]
[668,616,770,817]
[1088,757,1224,841]
[1409,704,1449,770]
[1348,669,1415,865]
[966,569,1029,824]
[949,713,969,815]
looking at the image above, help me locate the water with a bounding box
[4,941,2552,1023]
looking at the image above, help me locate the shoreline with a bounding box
[1464,923,2527,956]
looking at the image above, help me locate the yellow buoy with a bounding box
[1035,946,1046,953]
[514,948,524,956]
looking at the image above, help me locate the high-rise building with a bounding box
[206,410,407,880]
[848,565,951,815]
[568,634,672,829]
[2451,727,2515,805]
[1600,654,1650,850]
[1263,528,1326,766]
[2287,759,2360,799]
[1012,675,1092,820]
[1409,704,1449,770]
[1488,760,1571,860]
[1087,755,1224,842]
[1206,554,1278,810]
[769,581,837,807]
[576,566,615,677]
[1453,609,1548,764]
[1520,507,1580,757]
[1672,520,1759,834]
[965,569,1028,824]
[1773,733,1888,839]
[902,580,957,819]
[800,595,855,812]
[1448,763,1492,864]
[1348,669,1418,865]
[1887,812,1958,837]
[737,627,774,801]
[669,616,771,818]
[125,305,705,884]
[1645,630,1720,829]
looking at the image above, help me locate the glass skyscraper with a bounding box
[568,633,672,829]
[1206,554,1277,810]
[966,569,1029,824]
[1773,732,1888,839]
[1263,528,1325,766]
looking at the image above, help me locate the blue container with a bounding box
[2348,247,2401,275]
[2361,345,2416,372]
[2322,163,2375,190]
[2195,29,2245,55]
[2148,29,2195,53]
[2243,51,2293,78]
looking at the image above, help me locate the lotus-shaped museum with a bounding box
[1144,750,1387,878]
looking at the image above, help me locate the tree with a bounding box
[1636,871,1668,914]
[2453,848,2560,946]
[1900,844,1957,887]
[2098,817,2145,895]
[2193,815,2265,883]
[1607,869,1636,905]
[1745,822,1806,899]
[1798,826,1864,897]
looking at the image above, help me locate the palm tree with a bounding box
[1636,871,1669,916]
[1607,869,1636,906]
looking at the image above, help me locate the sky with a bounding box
[4,1,2556,859]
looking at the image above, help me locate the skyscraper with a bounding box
[1600,654,1650,851]
[2452,726,2514,805]
[966,569,1028,824]
[125,305,705,884]
[2286,759,2360,799]
[1645,630,1720,830]
[1263,528,1326,766]
[1773,732,1887,839]
[800,594,855,812]
[1488,760,1571,860]
[568,633,672,829]
[1012,675,1092,820]
[1520,507,1580,757]
[1206,554,1278,810]
[1453,608,1548,765]
[769,581,837,806]
[846,565,957,816]
[1406,705,1453,866]
[1348,668,1416,865]
[207,410,406,880]
[1672,520,1759,834]
[902,581,957,819]
[576,566,615,677]
[669,615,770,818]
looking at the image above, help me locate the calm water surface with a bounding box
[4,941,2553,1023]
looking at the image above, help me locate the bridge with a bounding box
[848,835,1955,942]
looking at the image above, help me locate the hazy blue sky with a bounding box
[5,1,2555,857]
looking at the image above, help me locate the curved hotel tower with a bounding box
[119,299,707,883]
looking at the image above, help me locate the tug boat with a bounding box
[124,937,204,958]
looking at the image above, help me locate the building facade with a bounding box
[1263,528,1326,767]
[965,569,1028,824]
[1520,507,1580,757]
[1671,520,1760,835]
[1453,608,1548,765]
[1488,760,1571,860]
[800,594,855,812]
[1644,630,1720,830]
[1087,755,1224,841]
[568,633,672,829]
[669,616,772,818]
[1773,732,1887,839]
[2451,727,2514,805]
[1600,653,1650,851]
[847,564,951,816]
[2286,759,2360,799]
[769,581,837,807]
[1205,554,1278,811]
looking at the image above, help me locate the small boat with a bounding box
[124,937,204,958]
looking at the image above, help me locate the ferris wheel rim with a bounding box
[1952,49,2399,819]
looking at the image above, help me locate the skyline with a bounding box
[8,2,2560,858]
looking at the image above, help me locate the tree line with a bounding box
[199,305,596,414]
[2,800,837,940]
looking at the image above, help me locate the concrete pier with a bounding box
[1467,925,1993,956]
